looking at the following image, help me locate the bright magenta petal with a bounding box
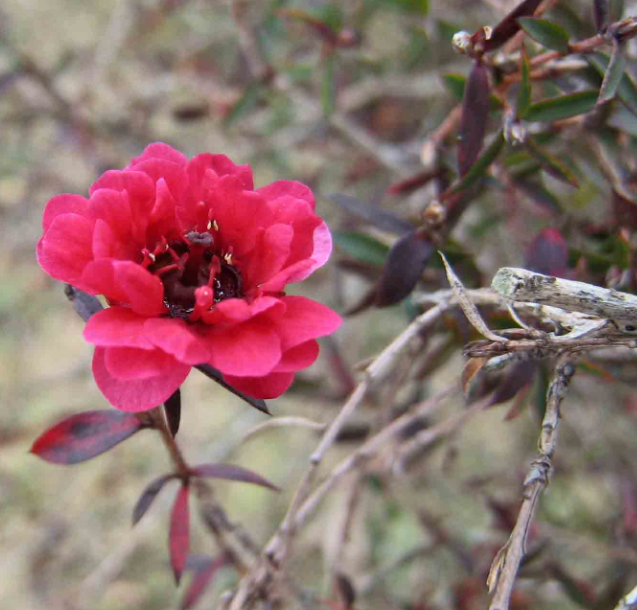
[273,296,342,351]
[113,261,166,316]
[201,296,284,326]
[42,194,89,231]
[129,158,188,204]
[224,372,295,399]
[243,224,293,287]
[273,340,319,372]
[93,347,190,412]
[84,308,155,349]
[128,142,188,167]
[206,321,281,376]
[144,318,211,364]
[88,188,132,242]
[259,260,315,293]
[104,346,178,380]
[258,180,316,210]
[37,214,95,285]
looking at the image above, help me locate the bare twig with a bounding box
[487,353,578,610]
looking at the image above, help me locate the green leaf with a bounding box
[598,41,627,106]
[440,73,503,108]
[333,231,390,266]
[588,52,637,116]
[524,90,598,122]
[516,52,532,119]
[518,17,570,53]
[446,131,505,196]
[377,0,429,14]
[224,82,262,126]
[526,137,578,187]
[321,52,336,117]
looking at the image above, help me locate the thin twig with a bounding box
[487,353,579,610]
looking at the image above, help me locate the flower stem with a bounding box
[148,406,190,479]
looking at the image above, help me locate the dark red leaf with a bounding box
[31,410,145,465]
[524,228,569,277]
[165,389,181,437]
[613,189,637,231]
[327,193,414,235]
[335,572,356,609]
[196,364,270,415]
[190,463,279,491]
[483,0,543,52]
[181,555,227,610]
[489,361,536,407]
[458,63,490,177]
[132,473,179,526]
[593,0,610,33]
[170,484,190,584]
[387,169,442,196]
[375,231,433,307]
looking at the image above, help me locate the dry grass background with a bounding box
[2,1,637,609]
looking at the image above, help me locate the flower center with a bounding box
[141,229,243,320]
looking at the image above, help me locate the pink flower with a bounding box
[37,143,341,411]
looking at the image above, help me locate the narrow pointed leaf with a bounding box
[327,193,414,235]
[588,53,637,116]
[518,18,570,53]
[31,410,145,465]
[223,82,262,127]
[489,361,536,407]
[447,131,505,196]
[333,231,389,266]
[132,473,179,526]
[524,228,568,277]
[170,485,190,584]
[64,284,103,322]
[375,231,433,307]
[441,73,503,108]
[181,555,227,610]
[516,51,532,119]
[196,364,270,415]
[321,52,336,117]
[597,40,627,107]
[191,463,280,491]
[458,62,490,176]
[594,0,610,33]
[483,0,543,52]
[524,91,598,122]
[164,389,181,437]
[526,137,578,187]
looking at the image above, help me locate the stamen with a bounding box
[206,220,212,230]
[155,263,180,277]
[213,220,219,232]
[189,286,214,321]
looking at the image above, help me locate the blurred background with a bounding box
[3,0,637,609]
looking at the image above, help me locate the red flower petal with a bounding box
[258,180,316,211]
[92,219,118,259]
[206,321,281,377]
[37,214,95,285]
[209,179,270,257]
[224,371,295,399]
[259,259,316,293]
[104,346,179,380]
[144,318,212,364]
[243,223,294,287]
[88,188,133,242]
[113,261,166,316]
[89,170,155,242]
[42,193,89,231]
[273,340,320,372]
[84,307,155,349]
[93,347,190,412]
[201,296,284,326]
[272,296,342,351]
[130,158,188,205]
[129,142,188,167]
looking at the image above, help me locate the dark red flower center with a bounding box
[141,229,243,320]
